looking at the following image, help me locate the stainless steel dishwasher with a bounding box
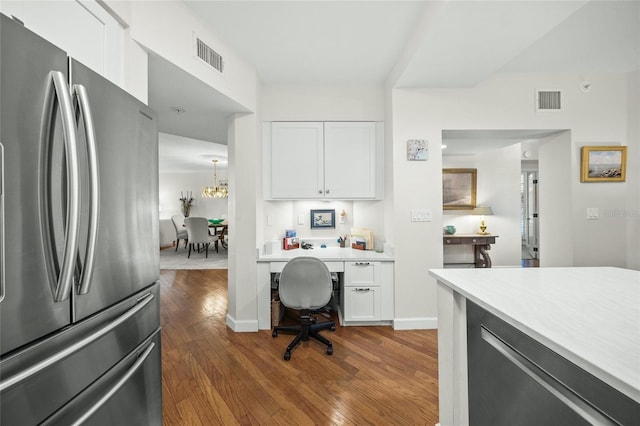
[466,300,639,425]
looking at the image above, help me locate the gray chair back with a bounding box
[279,257,332,310]
[184,217,211,244]
[171,215,188,239]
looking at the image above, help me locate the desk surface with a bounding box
[429,267,640,403]
[258,247,394,262]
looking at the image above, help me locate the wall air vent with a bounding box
[535,90,562,111]
[194,35,224,73]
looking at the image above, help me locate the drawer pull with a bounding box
[354,288,371,292]
[354,262,371,266]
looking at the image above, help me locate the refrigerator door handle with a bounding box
[72,84,100,295]
[0,292,154,392]
[0,143,4,302]
[40,70,81,302]
[69,341,156,426]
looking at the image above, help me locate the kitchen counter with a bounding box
[429,267,640,425]
[258,247,394,262]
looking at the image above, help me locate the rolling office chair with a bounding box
[272,257,336,361]
[171,215,188,251]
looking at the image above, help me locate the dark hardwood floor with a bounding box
[159,269,440,425]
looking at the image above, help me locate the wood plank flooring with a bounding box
[159,269,439,425]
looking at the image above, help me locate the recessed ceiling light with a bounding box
[170,106,186,114]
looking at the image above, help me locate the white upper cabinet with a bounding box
[1,0,123,86]
[267,121,383,200]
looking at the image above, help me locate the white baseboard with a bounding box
[226,314,259,332]
[393,317,438,330]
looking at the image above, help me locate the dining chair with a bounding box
[171,215,188,251]
[184,217,216,258]
[212,225,227,252]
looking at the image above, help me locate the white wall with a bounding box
[392,71,638,328]
[158,171,229,245]
[626,72,640,271]
[126,1,257,112]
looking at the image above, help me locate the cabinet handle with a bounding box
[446,239,451,244]
[354,262,371,266]
[325,189,330,194]
[354,288,371,292]
[318,190,323,194]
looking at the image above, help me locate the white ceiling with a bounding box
[151,0,640,169]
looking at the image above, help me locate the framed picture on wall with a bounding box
[442,168,477,210]
[580,146,627,182]
[407,139,428,161]
[310,209,335,229]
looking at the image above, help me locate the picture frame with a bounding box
[443,168,477,210]
[310,209,335,229]
[580,146,627,182]
[407,139,428,161]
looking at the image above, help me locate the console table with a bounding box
[443,234,498,268]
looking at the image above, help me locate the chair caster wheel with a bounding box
[284,351,291,361]
[330,325,336,331]
[327,346,333,355]
[272,330,278,337]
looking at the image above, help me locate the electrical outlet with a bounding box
[586,208,599,220]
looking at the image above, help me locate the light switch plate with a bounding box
[586,207,599,220]
[297,214,305,225]
[411,209,432,222]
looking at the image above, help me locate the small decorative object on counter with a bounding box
[351,237,366,250]
[337,235,347,248]
[179,191,194,217]
[443,225,456,235]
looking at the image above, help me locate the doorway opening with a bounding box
[520,170,539,267]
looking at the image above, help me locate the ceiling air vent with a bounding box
[195,35,224,73]
[535,89,562,112]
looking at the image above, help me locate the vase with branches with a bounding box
[179,191,194,217]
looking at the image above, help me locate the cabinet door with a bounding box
[345,262,381,287]
[343,287,381,321]
[271,122,324,198]
[0,0,123,85]
[324,122,376,198]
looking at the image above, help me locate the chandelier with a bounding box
[201,160,228,198]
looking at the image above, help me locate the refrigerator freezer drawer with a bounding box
[42,329,162,426]
[0,282,160,425]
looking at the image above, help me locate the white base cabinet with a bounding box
[341,261,393,325]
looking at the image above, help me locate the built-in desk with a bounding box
[443,234,498,268]
[257,248,394,329]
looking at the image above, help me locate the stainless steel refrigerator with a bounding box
[0,14,162,425]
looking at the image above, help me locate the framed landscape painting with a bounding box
[310,209,335,229]
[580,146,627,182]
[443,168,477,210]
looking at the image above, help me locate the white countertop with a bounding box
[258,247,394,262]
[429,267,640,403]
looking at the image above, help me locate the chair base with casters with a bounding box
[272,309,336,361]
